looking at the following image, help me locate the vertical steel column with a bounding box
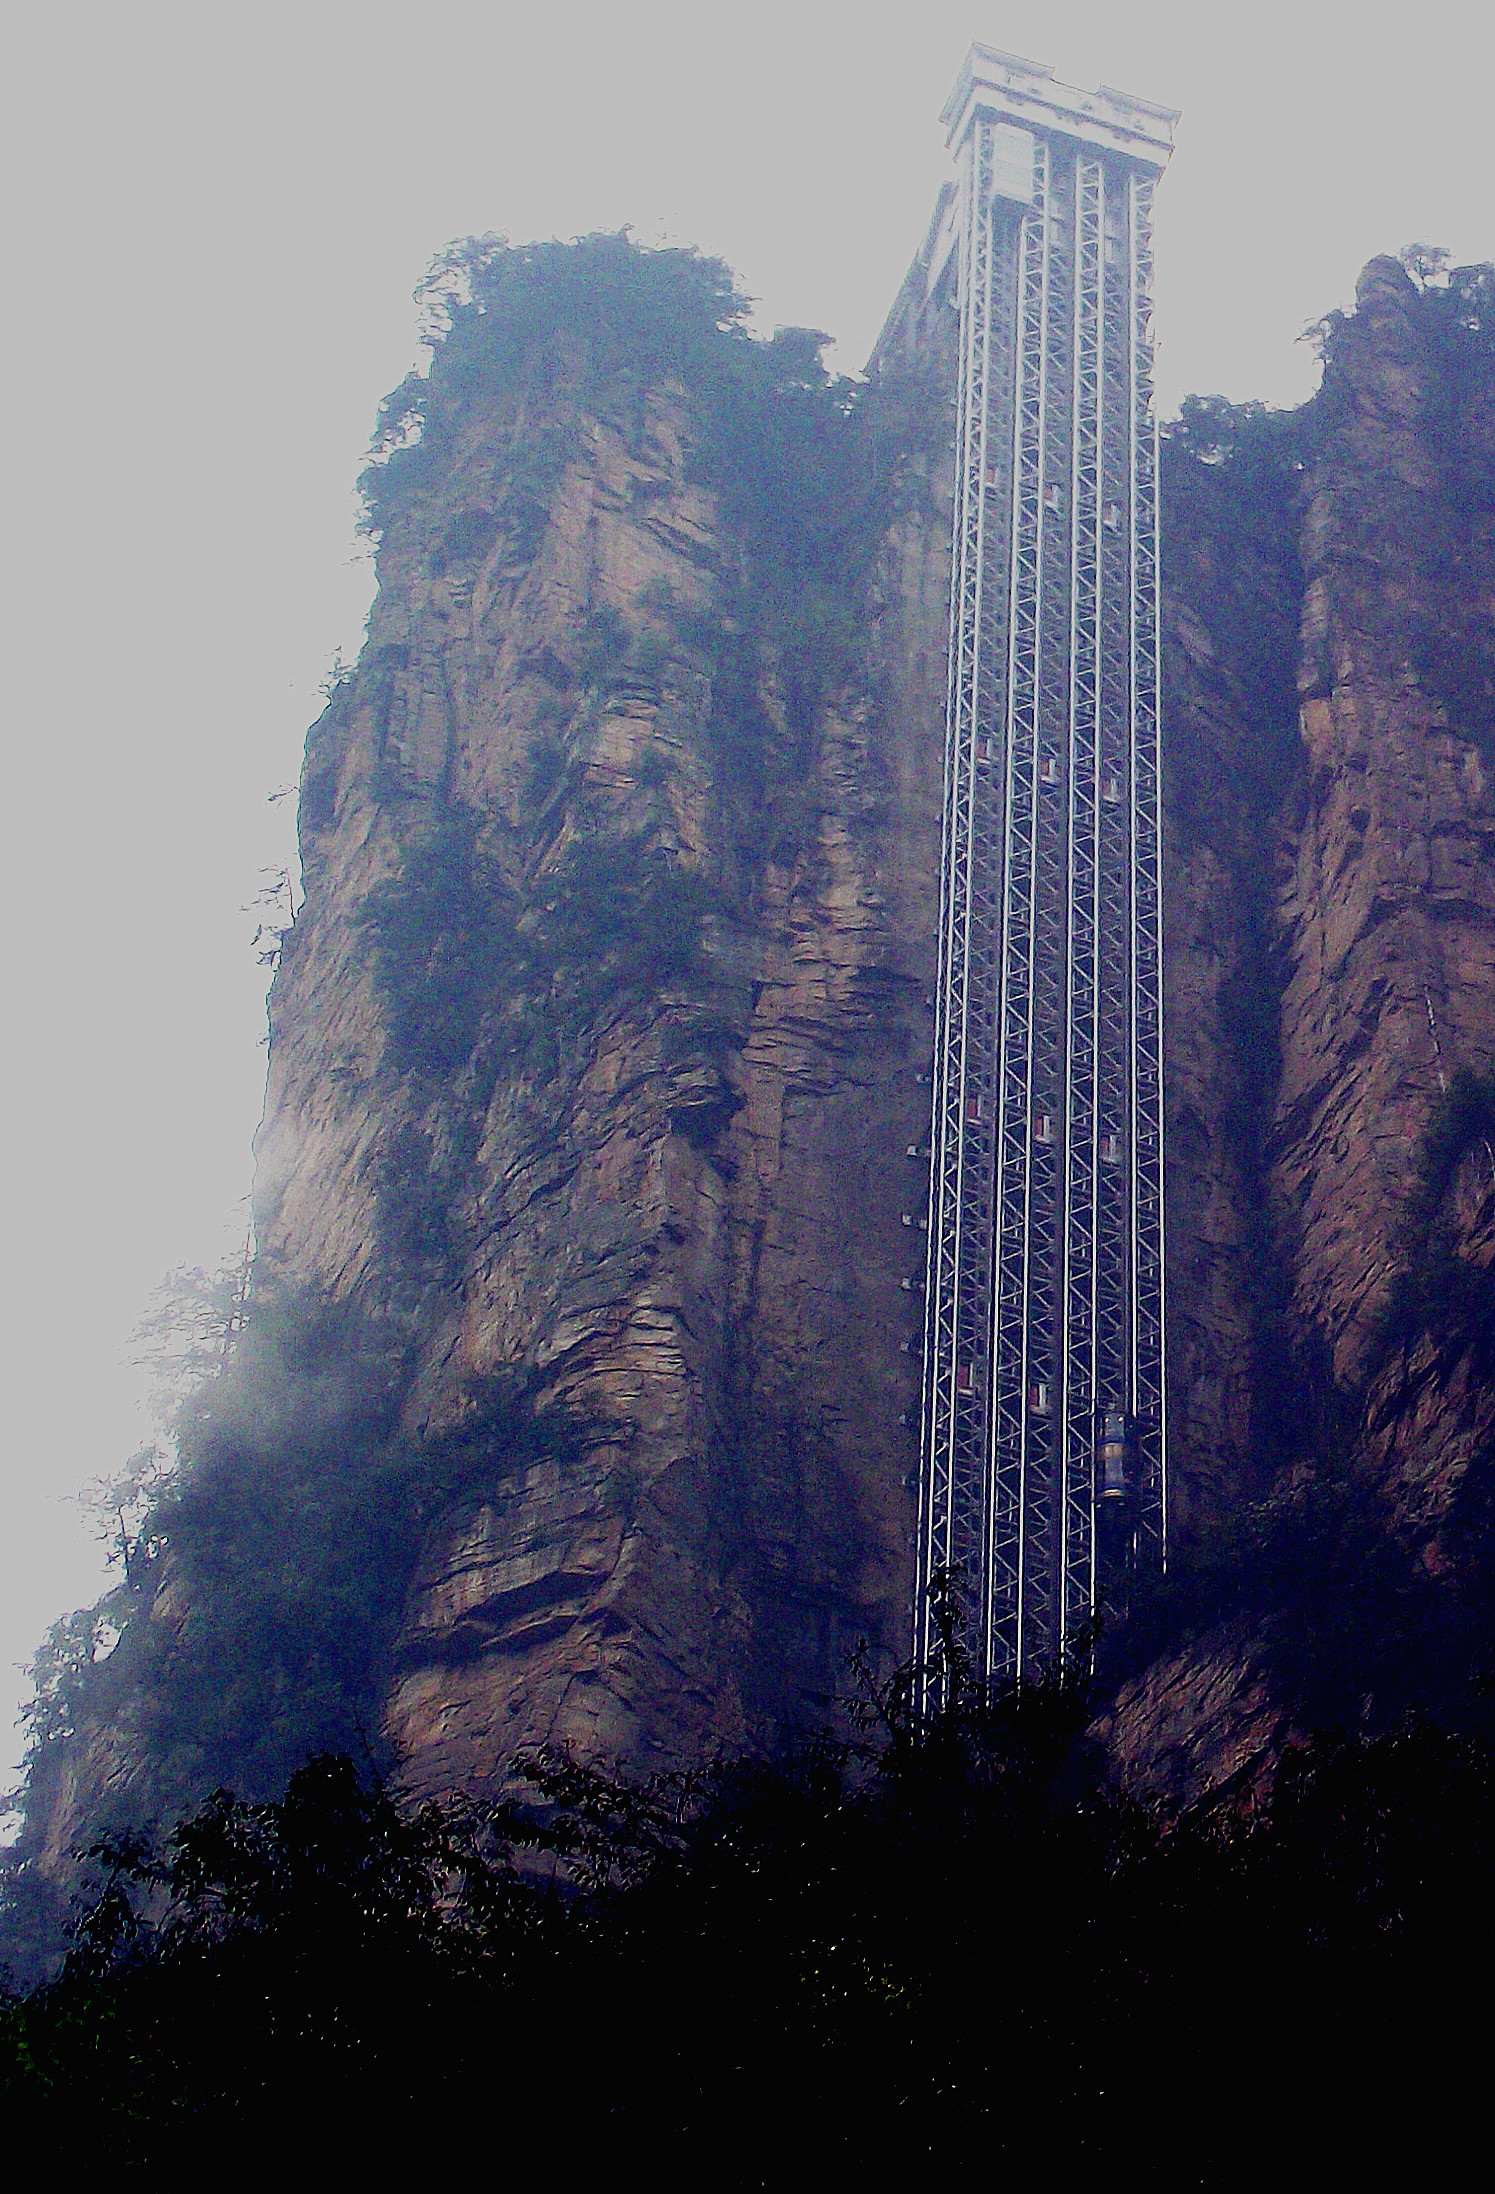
[917,117,1019,1681]
[1060,154,1104,1649]
[988,146,1049,1675]
[1019,140,1075,1671]
[916,70,1170,1687]
[1092,167,1140,1597]
[1128,169,1168,1565]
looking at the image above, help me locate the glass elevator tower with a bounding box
[915,48,1177,1679]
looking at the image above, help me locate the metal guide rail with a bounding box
[916,53,1174,1686]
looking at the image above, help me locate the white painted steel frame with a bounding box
[917,118,1167,1686]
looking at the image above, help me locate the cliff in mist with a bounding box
[254,240,947,1796]
[1112,250,1495,1793]
[13,236,1495,1892]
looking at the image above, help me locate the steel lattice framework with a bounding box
[915,51,1176,1681]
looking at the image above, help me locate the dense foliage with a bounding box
[357,807,729,1083]
[364,229,902,559]
[361,230,920,750]
[1313,248,1495,494]
[355,808,522,1079]
[6,1625,1493,2171]
[14,1286,575,1836]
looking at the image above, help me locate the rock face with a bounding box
[1278,259,1495,1393]
[249,253,951,1799]
[13,243,1495,1868]
[1112,255,1495,1796]
[1159,405,1304,1536]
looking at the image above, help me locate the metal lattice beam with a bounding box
[917,54,1175,1686]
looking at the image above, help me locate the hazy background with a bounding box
[3,0,1489,1808]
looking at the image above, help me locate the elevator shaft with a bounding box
[916,53,1173,1681]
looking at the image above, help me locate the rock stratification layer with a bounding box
[253,250,951,1797]
[1276,260,1495,1436]
[1114,255,1495,1798]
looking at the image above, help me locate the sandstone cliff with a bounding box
[243,240,952,1803]
[1110,254,1495,1798]
[14,241,1495,1875]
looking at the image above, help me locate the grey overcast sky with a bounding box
[2,0,1490,1801]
